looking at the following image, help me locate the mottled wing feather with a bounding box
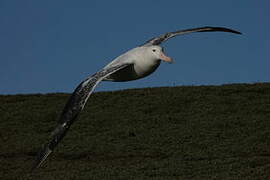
[32,63,129,171]
[142,26,241,46]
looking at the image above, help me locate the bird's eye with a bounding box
[152,49,156,52]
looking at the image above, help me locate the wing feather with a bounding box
[142,26,241,46]
[32,63,129,171]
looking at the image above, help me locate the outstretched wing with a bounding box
[141,26,241,46]
[32,62,130,170]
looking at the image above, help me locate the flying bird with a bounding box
[32,26,241,170]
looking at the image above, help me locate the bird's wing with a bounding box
[32,62,130,170]
[141,26,241,46]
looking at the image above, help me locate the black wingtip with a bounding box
[234,30,242,35]
[222,27,242,35]
[207,26,242,35]
[31,145,53,172]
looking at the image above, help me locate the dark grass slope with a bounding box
[1,83,270,179]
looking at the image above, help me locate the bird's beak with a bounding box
[160,51,173,63]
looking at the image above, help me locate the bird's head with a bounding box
[147,46,173,63]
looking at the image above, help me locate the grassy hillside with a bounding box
[1,83,270,179]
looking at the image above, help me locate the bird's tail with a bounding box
[31,124,70,171]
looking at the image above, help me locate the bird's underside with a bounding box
[103,64,138,82]
[103,61,161,82]
[32,26,241,171]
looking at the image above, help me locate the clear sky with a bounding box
[0,0,269,94]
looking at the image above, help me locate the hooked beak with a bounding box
[160,51,173,63]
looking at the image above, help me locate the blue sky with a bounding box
[0,0,269,94]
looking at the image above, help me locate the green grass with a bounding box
[1,83,270,179]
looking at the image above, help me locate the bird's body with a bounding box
[32,26,241,170]
[104,46,163,82]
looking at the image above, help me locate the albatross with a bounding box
[32,26,241,170]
